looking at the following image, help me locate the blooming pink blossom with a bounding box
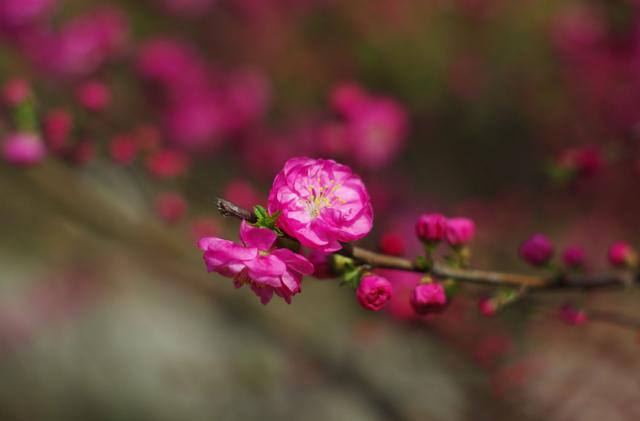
[347,97,408,169]
[198,220,314,304]
[2,132,45,166]
[415,213,447,243]
[608,241,635,267]
[356,274,393,311]
[2,77,30,105]
[445,217,475,246]
[268,157,373,252]
[75,81,111,112]
[519,234,554,266]
[410,282,447,315]
[562,246,585,268]
[31,7,129,77]
[155,192,187,224]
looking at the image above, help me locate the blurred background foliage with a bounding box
[1,0,640,419]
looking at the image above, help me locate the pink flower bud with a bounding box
[2,78,30,105]
[562,246,585,268]
[445,217,475,246]
[560,303,587,326]
[356,274,393,311]
[415,213,447,243]
[410,282,447,315]
[43,109,72,153]
[108,134,138,165]
[155,192,187,224]
[519,234,554,266]
[76,81,111,112]
[608,241,635,267]
[2,132,45,166]
[478,297,497,317]
[379,232,406,256]
[145,148,189,179]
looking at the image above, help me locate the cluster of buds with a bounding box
[519,233,637,271]
[415,212,475,268]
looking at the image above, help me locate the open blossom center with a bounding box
[303,179,345,218]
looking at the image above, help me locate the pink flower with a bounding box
[198,220,314,304]
[155,192,187,224]
[2,77,30,105]
[410,282,447,315]
[445,217,475,246]
[2,132,45,166]
[519,234,554,266]
[356,274,393,311]
[478,297,497,317]
[608,241,635,267]
[268,157,373,252]
[415,213,447,243]
[75,81,111,112]
[32,7,128,77]
[347,97,408,169]
[562,246,585,268]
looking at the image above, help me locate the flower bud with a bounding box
[109,134,138,165]
[379,232,406,256]
[43,109,72,153]
[415,213,447,243]
[410,282,447,315]
[478,297,497,317]
[76,81,111,112]
[519,234,554,266]
[562,246,585,268]
[2,132,45,166]
[608,241,636,268]
[356,274,393,311]
[445,217,475,246]
[560,303,587,326]
[155,192,187,224]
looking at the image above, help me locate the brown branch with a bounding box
[215,198,638,291]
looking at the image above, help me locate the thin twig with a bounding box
[216,198,639,291]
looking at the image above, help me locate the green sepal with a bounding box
[12,99,38,132]
[253,205,282,232]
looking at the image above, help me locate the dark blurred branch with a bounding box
[216,198,638,291]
